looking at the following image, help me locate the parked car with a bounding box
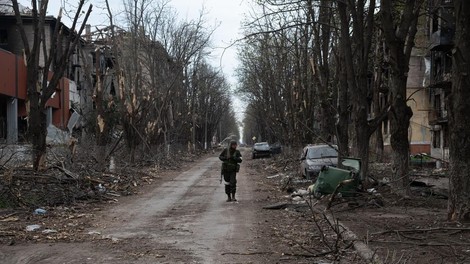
[300,144,338,180]
[269,142,282,155]
[252,142,272,159]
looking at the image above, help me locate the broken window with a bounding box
[443,125,449,148]
[434,94,441,116]
[0,29,7,43]
[431,13,439,34]
[430,50,453,86]
[0,29,7,50]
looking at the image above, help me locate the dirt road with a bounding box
[3,150,462,264]
[0,152,273,264]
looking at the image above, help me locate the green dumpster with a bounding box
[313,158,361,197]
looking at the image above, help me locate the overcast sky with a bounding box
[65,0,245,118]
[169,0,249,131]
[77,1,245,83]
[171,0,249,83]
[168,0,249,130]
[13,0,247,87]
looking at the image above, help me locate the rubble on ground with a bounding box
[0,143,200,244]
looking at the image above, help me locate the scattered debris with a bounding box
[0,216,19,222]
[267,174,282,179]
[291,189,309,197]
[33,208,47,215]
[26,224,41,232]
[96,184,106,193]
[263,202,289,210]
[0,143,201,246]
[42,229,58,234]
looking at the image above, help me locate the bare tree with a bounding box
[336,0,377,181]
[448,0,470,222]
[190,62,233,149]
[160,11,215,152]
[380,0,425,194]
[308,0,335,143]
[119,0,152,162]
[239,0,334,147]
[102,0,228,160]
[11,0,92,170]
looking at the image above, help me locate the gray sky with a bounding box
[168,0,249,133]
[171,0,248,85]
[57,0,247,121]
[40,0,249,89]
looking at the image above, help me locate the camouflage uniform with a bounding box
[219,141,242,201]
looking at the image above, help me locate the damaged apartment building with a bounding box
[0,2,82,143]
[376,0,454,165]
[427,0,454,162]
[0,1,181,146]
[0,4,124,145]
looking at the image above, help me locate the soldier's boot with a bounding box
[231,193,237,201]
[226,194,232,202]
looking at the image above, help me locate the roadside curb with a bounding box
[324,212,383,264]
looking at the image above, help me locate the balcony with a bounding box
[430,72,452,89]
[429,28,454,51]
[429,50,452,89]
[428,0,455,51]
[428,109,448,125]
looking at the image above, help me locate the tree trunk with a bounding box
[374,127,384,162]
[124,120,137,163]
[94,49,108,170]
[335,51,349,159]
[191,112,196,153]
[95,111,107,170]
[373,71,385,163]
[448,0,470,222]
[314,0,333,142]
[351,104,371,181]
[380,0,421,195]
[387,44,414,195]
[163,122,169,158]
[372,35,385,162]
[388,44,413,195]
[337,1,375,181]
[335,92,349,159]
[389,90,412,194]
[28,87,48,171]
